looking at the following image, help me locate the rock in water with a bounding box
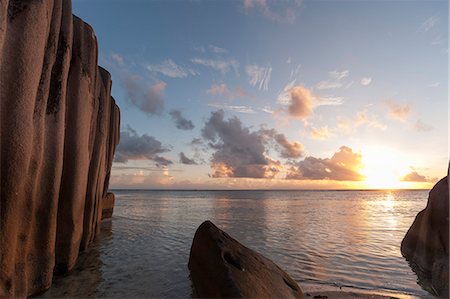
[188,221,304,298]
[101,192,116,220]
[401,176,449,297]
[0,0,120,296]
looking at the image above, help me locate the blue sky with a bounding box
[73,0,448,189]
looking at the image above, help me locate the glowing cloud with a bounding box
[288,86,314,119]
[385,100,412,121]
[287,146,364,181]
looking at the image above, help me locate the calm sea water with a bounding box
[41,190,436,298]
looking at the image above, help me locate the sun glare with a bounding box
[360,146,412,189]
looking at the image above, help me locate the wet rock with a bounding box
[101,192,116,220]
[188,220,304,298]
[0,0,120,296]
[401,176,449,297]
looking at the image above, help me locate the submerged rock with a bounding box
[0,0,120,296]
[188,220,304,298]
[401,176,449,297]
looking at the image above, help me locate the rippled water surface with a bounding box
[41,190,436,298]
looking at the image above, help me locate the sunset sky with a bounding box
[73,0,448,189]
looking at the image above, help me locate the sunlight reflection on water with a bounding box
[40,190,437,298]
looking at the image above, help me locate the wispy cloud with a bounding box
[360,77,372,86]
[385,100,412,121]
[316,70,349,90]
[243,0,302,24]
[191,58,239,74]
[111,53,124,65]
[428,82,440,88]
[330,70,349,80]
[314,96,344,107]
[208,103,255,114]
[413,119,433,132]
[207,83,228,95]
[309,126,332,140]
[147,59,198,78]
[338,110,386,134]
[246,64,272,91]
[419,15,439,33]
[208,44,228,53]
[207,84,253,99]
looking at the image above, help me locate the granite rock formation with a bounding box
[0,0,120,297]
[101,192,116,220]
[188,221,304,298]
[401,176,449,297]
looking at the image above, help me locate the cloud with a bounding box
[207,83,229,95]
[208,103,255,114]
[330,70,349,80]
[201,110,280,178]
[337,111,386,133]
[179,152,197,165]
[287,86,314,119]
[114,126,172,167]
[309,126,331,140]
[147,59,198,78]
[287,146,364,181]
[273,133,304,159]
[191,58,239,74]
[360,77,372,86]
[207,84,253,100]
[314,96,344,107]
[428,82,440,88]
[316,70,349,90]
[385,100,412,121]
[413,119,433,132]
[246,64,272,91]
[111,53,124,65]
[169,109,195,130]
[208,44,228,53]
[419,15,439,33]
[122,73,165,115]
[401,171,431,182]
[243,0,302,24]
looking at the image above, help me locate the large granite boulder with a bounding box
[0,0,120,296]
[188,221,304,298]
[401,176,449,297]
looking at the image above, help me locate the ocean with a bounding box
[40,190,436,298]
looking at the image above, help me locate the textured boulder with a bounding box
[0,0,120,297]
[101,192,116,220]
[188,221,304,298]
[401,176,449,297]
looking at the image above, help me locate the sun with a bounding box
[360,146,412,189]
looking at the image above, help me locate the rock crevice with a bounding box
[0,0,120,297]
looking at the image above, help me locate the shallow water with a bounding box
[41,190,436,298]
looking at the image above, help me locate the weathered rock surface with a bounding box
[188,220,304,298]
[401,176,449,297]
[0,0,120,297]
[101,192,116,220]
